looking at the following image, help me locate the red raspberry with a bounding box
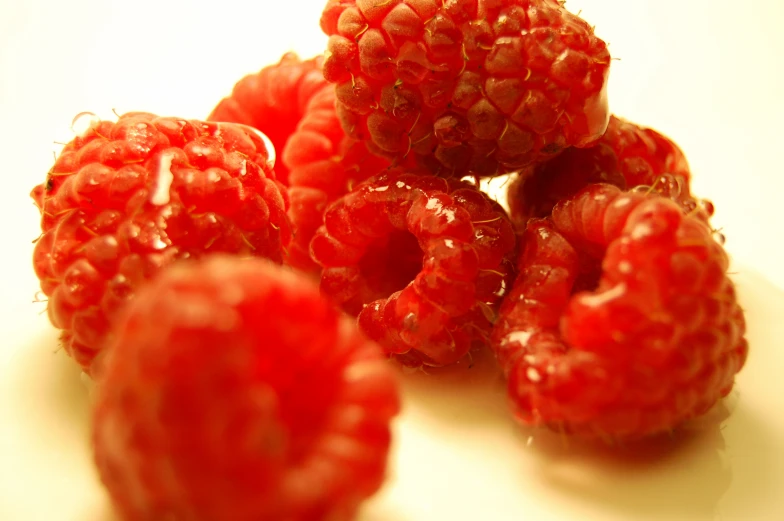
[320,0,611,176]
[283,83,394,273]
[507,115,713,226]
[492,184,748,439]
[92,255,400,521]
[31,112,291,373]
[208,53,329,185]
[311,170,517,367]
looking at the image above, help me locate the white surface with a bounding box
[1,1,783,520]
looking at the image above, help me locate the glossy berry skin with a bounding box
[31,112,291,373]
[311,170,517,367]
[320,0,611,176]
[283,83,394,273]
[92,255,400,521]
[208,53,329,185]
[507,115,713,226]
[492,184,747,439]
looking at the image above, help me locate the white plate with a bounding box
[2,1,784,520]
[1,269,783,521]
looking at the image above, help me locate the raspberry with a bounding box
[507,115,713,226]
[492,184,747,439]
[283,84,394,273]
[31,112,291,373]
[320,0,611,176]
[311,170,517,366]
[208,53,329,185]
[92,255,400,521]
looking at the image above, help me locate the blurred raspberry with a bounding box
[93,255,399,521]
[208,53,329,185]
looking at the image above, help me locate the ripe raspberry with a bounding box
[31,112,291,373]
[92,255,400,521]
[208,53,329,185]
[311,170,517,367]
[507,115,713,226]
[492,184,747,439]
[283,83,394,273]
[320,0,611,176]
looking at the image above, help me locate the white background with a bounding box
[1,1,783,520]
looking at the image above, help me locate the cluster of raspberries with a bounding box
[30,2,748,521]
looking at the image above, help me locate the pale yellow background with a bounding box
[1,1,783,520]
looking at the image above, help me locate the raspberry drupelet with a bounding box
[31,112,291,373]
[311,170,517,367]
[92,255,400,521]
[492,183,747,439]
[208,53,329,185]
[283,83,394,273]
[507,115,713,227]
[320,0,611,176]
